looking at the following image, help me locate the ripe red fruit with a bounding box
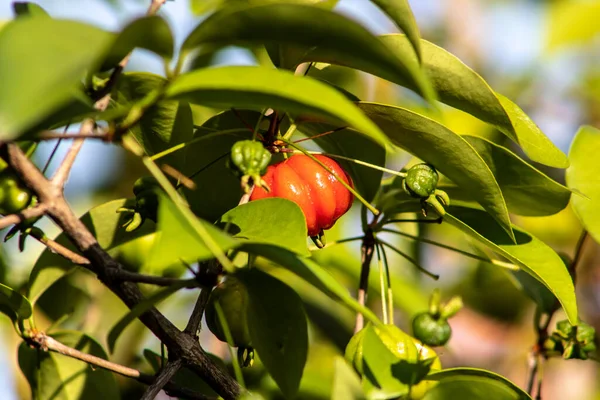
[250,154,353,237]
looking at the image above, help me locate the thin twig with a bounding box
[37,131,108,141]
[377,238,440,280]
[32,234,90,265]
[185,289,212,337]
[0,204,48,230]
[105,269,201,288]
[26,332,213,400]
[51,135,86,187]
[141,358,183,400]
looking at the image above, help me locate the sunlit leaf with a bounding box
[370,0,422,61]
[0,18,112,139]
[546,2,600,53]
[28,199,156,304]
[220,198,310,256]
[424,368,532,400]
[359,102,514,241]
[166,66,389,148]
[445,207,577,325]
[181,3,434,102]
[463,135,571,216]
[566,125,600,243]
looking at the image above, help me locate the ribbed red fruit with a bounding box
[250,154,353,237]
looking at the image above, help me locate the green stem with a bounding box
[151,128,250,161]
[379,243,394,323]
[299,150,407,179]
[380,228,517,270]
[376,238,439,280]
[214,301,246,388]
[252,108,268,141]
[138,154,235,272]
[282,122,298,141]
[281,139,380,215]
[375,244,389,324]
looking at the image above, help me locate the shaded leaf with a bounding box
[566,125,600,243]
[0,283,32,322]
[308,34,567,168]
[445,206,577,325]
[0,18,112,139]
[28,199,156,304]
[181,3,434,102]
[18,331,119,400]
[182,109,256,222]
[145,194,238,271]
[240,242,381,325]
[114,72,194,170]
[240,268,308,399]
[370,0,421,62]
[358,102,514,241]
[424,368,532,400]
[107,280,190,353]
[332,356,365,400]
[101,16,174,70]
[166,66,390,148]
[463,135,571,216]
[220,198,310,256]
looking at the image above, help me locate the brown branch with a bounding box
[34,235,90,265]
[355,229,374,333]
[26,332,214,400]
[36,130,108,141]
[141,358,183,400]
[0,203,47,230]
[185,289,211,337]
[52,135,86,188]
[105,269,203,288]
[5,143,243,399]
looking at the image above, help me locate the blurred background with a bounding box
[1,0,599,399]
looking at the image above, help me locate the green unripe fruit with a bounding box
[0,171,32,215]
[230,140,271,177]
[205,277,252,348]
[412,312,452,347]
[403,163,439,199]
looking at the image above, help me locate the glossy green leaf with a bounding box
[510,267,560,315]
[101,16,173,70]
[424,368,532,400]
[0,18,112,139]
[114,72,194,170]
[463,135,571,216]
[332,356,365,400]
[241,242,381,325]
[0,283,32,322]
[362,325,413,398]
[239,268,308,399]
[358,102,514,240]
[370,0,421,62]
[13,2,50,17]
[566,126,600,243]
[18,331,119,400]
[444,206,577,325]
[220,198,310,256]
[182,109,256,222]
[107,280,190,353]
[332,34,567,168]
[181,3,434,102]
[145,194,238,271]
[28,199,156,304]
[166,66,390,148]
[298,122,386,203]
